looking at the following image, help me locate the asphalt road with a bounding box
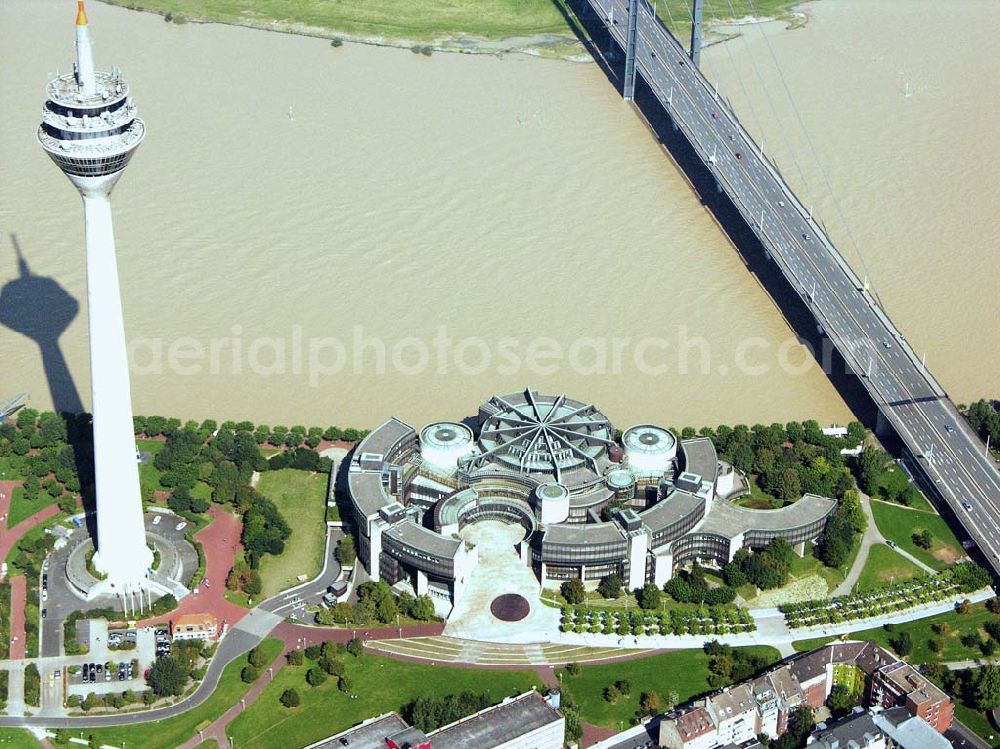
[0,529,340,729]
[590,0,1000,567]
[260,526,344,621]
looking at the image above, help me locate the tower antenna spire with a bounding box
[75,0,96,95]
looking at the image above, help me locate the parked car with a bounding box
[152,515,161,525]
[175,521,187,531]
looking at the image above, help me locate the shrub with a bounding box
[280,688,300,708]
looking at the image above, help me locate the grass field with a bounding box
[874,465,935,512]
[103,0,802,44]
[0,729,43,748]
[0,456,26,481]
[556,646,781,728]
[792,602,1000,664]
[137,438,167,495]
[734,475,781,510]
[255,469,328,598]
[855,543,923,592]
[80,637,284,749]
[5,487,59,529]
[227,652,541,748]
[869,500,965,571]
[4,514,66,567]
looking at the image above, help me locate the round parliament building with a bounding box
[347,390,837,611]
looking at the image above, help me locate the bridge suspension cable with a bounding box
[735,0,883,305]
[710,0,819,215]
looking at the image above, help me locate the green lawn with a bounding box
[870,500,966,571]
[5,513,66,566]
[0,729,43,748]
[5,487,59,529]
[101,0,801,44]
[255,470,328,599]
[0,455,26,482]
[855,544,923,592]
[137,438,167,496]
[954,702,1000,747]
[81,638,284,749]
[792,602,1000,664]
[875,466,935,512]
[227,652,541,749]
[105,0,572,41]
[735,475,782,510]
[556,646,781,728]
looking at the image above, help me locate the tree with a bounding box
[240,665,259,683]
[565,662,581,677]
[972,666,1000,710]
[603,684,621,703]
[561,579,586,605]
[765,537,796,569]
[147,656,189,696]
[306,667,328,687]
[346,638,364,658]
[773,468,802,502]
[598,574,623,600]
[913,529,934,550]
[336,535,356,566]
[338,675,353,693]
[248,646,268,669]
[376,594,398,624]
[638,691,660,716]
[637,583,661,610]
[856,445,887,495]
[287,649,304,666]
[409,595,435,621]
[280,688,301,708]
[320,657,345,677]
[890,630,913,657]
[827,684,855,718]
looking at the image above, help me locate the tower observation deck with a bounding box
[38,0,152,607]
[37,1,144,194]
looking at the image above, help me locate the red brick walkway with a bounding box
[271,620,445,649]
[135,505,249,629]
[176,643,291,749]
[9,575,26,659]
[0,479,63,563]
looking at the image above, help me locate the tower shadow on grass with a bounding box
[0,233,97,530]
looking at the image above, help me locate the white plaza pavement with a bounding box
[444,521,559,644]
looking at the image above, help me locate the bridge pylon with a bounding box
[623,0,639,99]
[690,0,704,67]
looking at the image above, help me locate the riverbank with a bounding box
[98,0,810,60]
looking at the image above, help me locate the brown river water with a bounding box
[0,0,995,430]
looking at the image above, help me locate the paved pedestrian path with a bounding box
[133,505,249,630]
[367,635,648,665]
[176,645,289,749]
[832,492,936,597]
[9,575,26,659]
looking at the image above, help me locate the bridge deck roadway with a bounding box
[583,0,1000,569]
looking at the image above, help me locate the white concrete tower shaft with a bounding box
[74,0,96,95]
[37,1,151,594]
[84,192,152,585]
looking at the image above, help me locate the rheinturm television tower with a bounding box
[38,0,153,604]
